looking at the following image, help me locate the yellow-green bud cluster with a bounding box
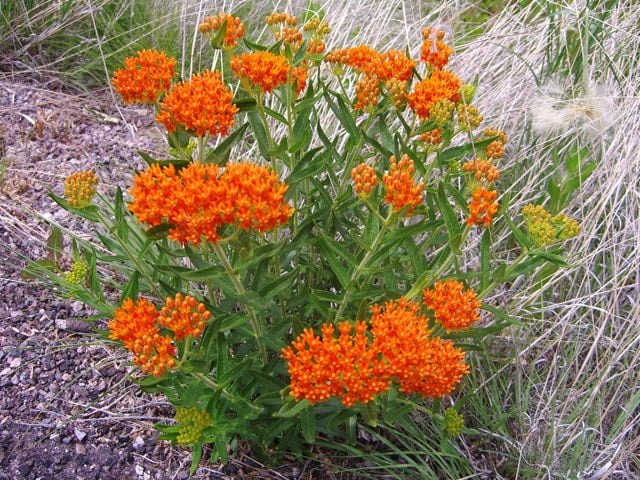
[443,408,464,436]
[553,213,580,239]
[523,204,580,246]
[64,259,88,285]
[459,84,475,104]
[175,406,212,445]
[457,104,483,131]
[64,170,98,208]
[304,18,330,36]
[429,99,455,127]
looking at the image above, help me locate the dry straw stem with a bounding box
[1,0,639,478]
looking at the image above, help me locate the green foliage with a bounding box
[24,11,583,476]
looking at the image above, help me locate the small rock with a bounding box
[0,368,11,376]
[71,301,83,313]
[132,436,145,449]
[75,443,86,455]
[9,357,21,368]
[17,462,32,476]
[135,465,144,476]
[75,427,87,442]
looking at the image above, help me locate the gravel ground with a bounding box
[0,81,348,480]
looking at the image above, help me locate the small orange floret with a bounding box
[408,70,462,120]
[383,154,424,214]
[231,51,290,93]
[198,13,245,48]
[351,163,378,197]
[467,187,499,226]
[156,70,238,137]
[112,49,176,104]
[108,298,176,377]
[158,293,211,341]
[421,28,453,69]
[282,321,390,407]
[486,140,505,159]
[308,38,326,54]
[129,162,293,246]
[423,280,481,331]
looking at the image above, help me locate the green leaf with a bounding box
[274,399,311,418]
[243,37,269,51]
[247,111,270,160]
[190,443,203,475]
[323,88,358,140]
[49,192,100,222]
[137,150,189,169]
[480,229,490,291]
[322,245,350,289]
[286,147,324,184]
[437,183,462,255]
[290,107,311,153]
[22,259,57,279]
[233,97,257,112]
[205,122,249,164]
[439,137,496,163]
[119,270,139,302]
[46,226,64,268]
[301,407,316,443]
[504,214,531,250]
[144,223,173,241]
[317,233,358,268]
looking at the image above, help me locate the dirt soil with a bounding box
[0,80,346,480]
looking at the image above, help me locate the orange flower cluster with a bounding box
[351,163,378,197]
[129,162,293,245]
[198,13,245,48]
[421,28,453,70]
[108,298,177,377]
[467,187,499,226]
[290,65,308,97]
[112,49,176,104]
[370,299,469,397]
[486,141,505,159]
[282,298,470,406]
[408,70,461,119]
[383,154,424,214]
[420,129,442,145]
[158,293,211,341]
[354,74,380,111]
[109,295,211,377]
[275,26,303,49]
[462,158,500,182]
[380,50,416,82]
[266,12,297,26]
[156,71,238,137]
[64,170,98,208]
[282,321,390,407]
[483,128,508,145]
[231,51,290,94]
[326,45,382,77]
[326,46,415,83]
[423,280,481,331]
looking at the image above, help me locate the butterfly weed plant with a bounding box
[31,10,581,474]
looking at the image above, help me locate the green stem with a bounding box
[256,95,278,174]
[192,372,235,402]
[211,243,267,365]
[335,209,395,321]
[477,250,529,299]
